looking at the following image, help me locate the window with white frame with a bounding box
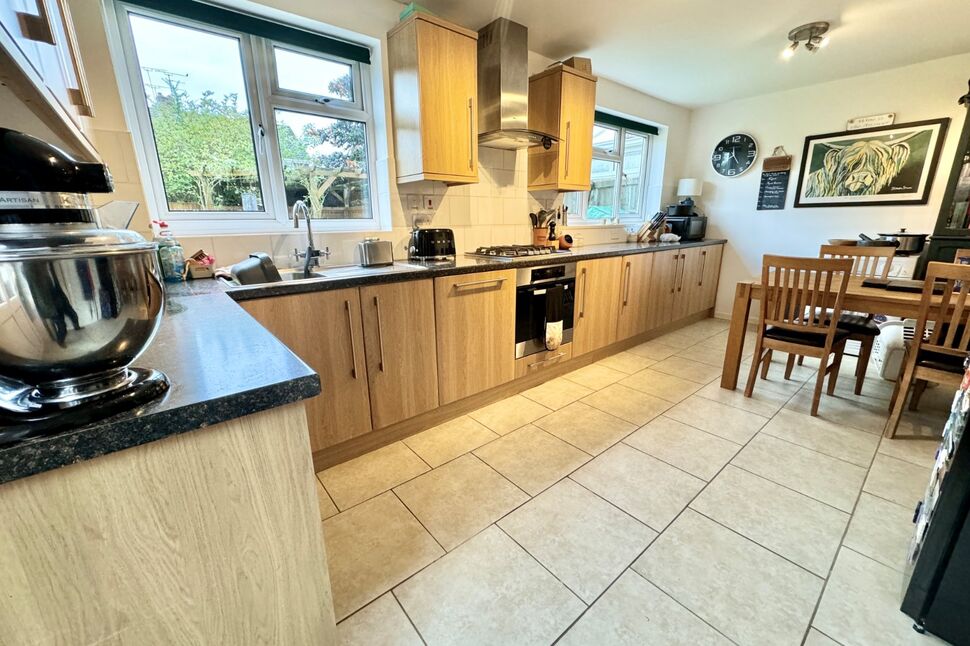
[563,118,655,225]
[113,2,378,232]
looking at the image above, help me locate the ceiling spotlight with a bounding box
[784,21,830,57]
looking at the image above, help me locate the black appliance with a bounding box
[666,215,708,241]
[666,203,693,217]
[467,244,569,260]
[408,228,455,261]
[514,263,575,358]
[901,357,970,645]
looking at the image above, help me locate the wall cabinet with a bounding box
[615,253,655,341]
[360,280,439,429]
[527,64,597,191]
[573,257,623,356]
[434,269,516,404]
[240,289,372,452]
[387,13,478,185]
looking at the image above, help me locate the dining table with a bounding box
[720,276,932,390]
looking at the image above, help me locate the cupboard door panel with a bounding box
[646,249,680,329]
[240,289,372,452]
[573,257,623,355]
[558,70,595,187]
[360,280,439,429]
[686,245,722,315]
[616,253,654,340]
[434,270,516,404]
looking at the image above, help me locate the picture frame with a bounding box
[794,118,950,208]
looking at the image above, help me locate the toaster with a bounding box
[409,228,455,261]
[357,237,394,267]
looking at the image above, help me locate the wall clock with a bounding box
[712,133,757,177]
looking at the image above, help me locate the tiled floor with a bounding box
[317,318,950,645]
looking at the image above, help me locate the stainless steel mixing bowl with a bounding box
[0,224,164,406]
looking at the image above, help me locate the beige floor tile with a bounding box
[559,570,732,646]
[618,368,704,403]
[650,356,722,384]
[814,548,946,646]
[878,436,941,469]
[843,493,913,573]
[653,326,718,347]
[665,395,769,444]
[785,387,888,435]
[323,492,444,620]
[863,453,929,507]
[337,593,423,646]
[468,394,552,435]
[737,359,814,397]
[696,328,757,357]
[623,416,740,481]
[474,425,590,496]
[562,363,628,390]
[521,376,594,410]
[315,475,338,519]
[597,350,657,374]
[760,408,879,468]
[633,510,824,646]
[394,454,528,550]
[694,380,793,417]
[628,339,681,360]
[581,383,672,425]
[804,628,841,646]
[319,442,430,510]
[499,479,656,602]
[403,416,499,468]
[572,443,704,531]
[533,401,637,455]
[395,526,584,645]
[691,466,849,576]
[731,434,867,512]
[675,344,730,367]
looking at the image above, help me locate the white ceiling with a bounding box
[410,0,970,107]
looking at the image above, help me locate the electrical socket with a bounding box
[421,194,436,211]
[406,194,420,211]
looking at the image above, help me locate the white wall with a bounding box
[683,52,970,317]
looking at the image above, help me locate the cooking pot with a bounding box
[857,233,898,248]
[0,223,164,407]
[876,228,928,254]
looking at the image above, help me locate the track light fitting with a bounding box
[783,21,830,59]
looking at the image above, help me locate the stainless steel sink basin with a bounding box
[278,269,326,281]
[223,262,426,288]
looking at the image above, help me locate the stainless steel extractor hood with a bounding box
[477,18,557,150]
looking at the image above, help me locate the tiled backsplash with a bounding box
[178,148,628,269]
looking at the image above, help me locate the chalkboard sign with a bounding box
[757,153,792,210]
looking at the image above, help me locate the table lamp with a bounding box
[677,178,702,208]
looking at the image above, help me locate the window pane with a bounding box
[275,109,370,219]
[562,191,583,219]
[592,125,618,154]
[587,158,618,220]
[274,47,353,101]
[128,14,263,212]
[620,132,646,214]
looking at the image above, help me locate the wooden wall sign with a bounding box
[757,148,792,210]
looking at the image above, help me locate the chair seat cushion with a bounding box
[765,326,850,348]
[836,313,880,336]
[916,348,966,373]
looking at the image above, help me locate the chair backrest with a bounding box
[819,244,894,280]
[913,261,970,358]
[758,255,853,342]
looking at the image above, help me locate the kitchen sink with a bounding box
[222,262,426,288]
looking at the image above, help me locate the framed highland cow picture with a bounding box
[794,118,949,207]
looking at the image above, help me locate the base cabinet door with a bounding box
[240,289,372,452]
[434,269,516,404]
[573,257,623,356]
[687,244,723,315]
[616,253,654,340]
[360,280,439,429]
[646,249,681,329]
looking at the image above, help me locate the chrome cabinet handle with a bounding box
[698,250,707,287]
[677,253,687,292]
[373,296,385,373]
[453,277,506,289]
[345,300,358,380]
[579,267,588,318]
[564,121,571,177]
[669,253,677,294]
[17,0,55,44]
[622,261,633,306]
[468,98,474,170]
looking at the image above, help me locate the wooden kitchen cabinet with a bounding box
[646,249,682,329]
[686,244,722,315]
[615,253,655,340]
[240,288,372,452]
[573,257,623,356]
[527,64,597,191]
[360,280,440,429]
[387,13,478,184]
[434,269,516,404]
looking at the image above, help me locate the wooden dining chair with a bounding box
[745,255,853,416]
[885,261,970,438]
[806,245,896,394]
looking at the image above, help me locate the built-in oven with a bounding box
[515,263,576,359]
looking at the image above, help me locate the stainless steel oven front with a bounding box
[514,263,576,359]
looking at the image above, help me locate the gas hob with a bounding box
[465,245,571,260]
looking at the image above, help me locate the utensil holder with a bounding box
[532,228,551,247]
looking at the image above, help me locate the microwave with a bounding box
[666,215,707,241]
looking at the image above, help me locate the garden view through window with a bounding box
[122,8,374,225]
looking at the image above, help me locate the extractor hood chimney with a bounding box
[477,18,556,150]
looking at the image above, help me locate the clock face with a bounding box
[712,133,757,177]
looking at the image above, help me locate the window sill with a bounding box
[165,218,389,238]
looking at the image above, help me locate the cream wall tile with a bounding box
[211,234,272,266]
